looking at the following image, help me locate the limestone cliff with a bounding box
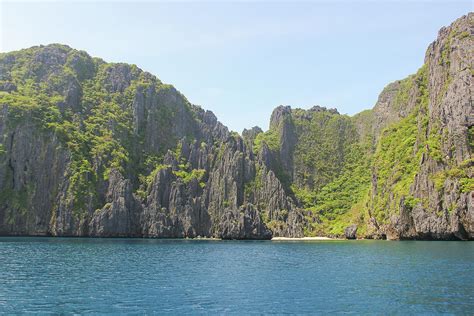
[371,13,473,240]
[0,13,472,240]
[0,44,300,238]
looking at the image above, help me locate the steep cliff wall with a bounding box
[0,44,302,238]
[368,13,473,240]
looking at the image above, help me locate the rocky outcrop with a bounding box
[89,169,140,237]
[0,107,69,236]
[242,126,263,145]
[217,204,272,240]
[269,105,296,179]
[142,165,211,238]
[139,133,302,238]
[344,225,357,239]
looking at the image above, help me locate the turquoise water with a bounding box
[0,238,473,314]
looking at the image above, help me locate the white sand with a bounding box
[271,236,340,241]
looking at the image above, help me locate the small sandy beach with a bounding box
[271,236,341,241]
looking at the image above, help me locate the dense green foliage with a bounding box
[371,109,424,222]
[251,106,373,236]
[291,110,359,192]
[173,168,206,185]
[306,141,373,236]
[253,129,280,153]
[369,66,429,223]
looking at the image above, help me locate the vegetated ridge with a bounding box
[0,13,472,240]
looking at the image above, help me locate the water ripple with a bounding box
[0,238,473,314]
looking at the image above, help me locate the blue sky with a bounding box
[1,1,471,132]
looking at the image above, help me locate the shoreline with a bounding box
[0,235,341,241]
[271,236,342,241]
[0,235,470,241]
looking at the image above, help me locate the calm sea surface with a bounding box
[0,237,473,314]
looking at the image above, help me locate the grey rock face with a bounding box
[0,107,69,236]
[103,63,134,93]
[89,169,140,237]
[344,225,357,239]
[308,105,339,115]
[141,164,211,238]
[0,82,17,93]
[242,126,263,145]
[254,163,304,237]
[217,204,272,239]
[269,106,296,178]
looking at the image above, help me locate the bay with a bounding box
[0,237,473,314]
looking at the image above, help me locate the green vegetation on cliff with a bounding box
[368,65,429,223]
[292,109,359,192]
[253,129,280,153]
[1,12,472,240]
[305,141,373,236]
[0,45,199,217]
[253,106,372,237]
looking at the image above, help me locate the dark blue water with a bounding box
[0,238,473,314]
